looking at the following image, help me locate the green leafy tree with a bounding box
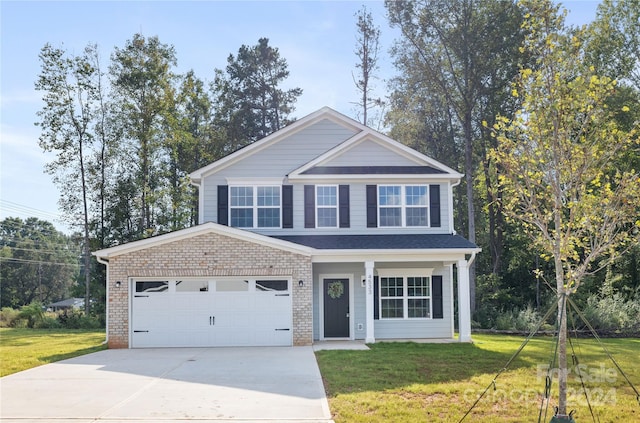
[491,0,640,414]
[0,217,79,308]
[586,0,640,87]
[162,70,220,228]
[386,0,527,309]
[212,38,302,151]
[109,33,178,239]
[35,43,102,314]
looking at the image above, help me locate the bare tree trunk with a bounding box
[464,113,476,312]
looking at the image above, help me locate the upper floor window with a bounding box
[230,186,280,228]
[316,185,338,228]
[378,185,428,227]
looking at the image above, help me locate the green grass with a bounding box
[315,334,640,423]
[0,328,107,376]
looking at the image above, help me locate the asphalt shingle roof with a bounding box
[270,234,478,250]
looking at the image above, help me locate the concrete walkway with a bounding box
[0,347,333,423]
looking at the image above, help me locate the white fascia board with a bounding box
[311,248,482,263]
[226,177,285,185]
[288,174,460,183]
[189,107,357,181]
[92,222,313,259]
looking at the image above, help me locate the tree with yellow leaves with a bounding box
[491,0,640,418]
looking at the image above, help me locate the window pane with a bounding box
[231,208,253,227]
[381,299,404,318]
[317,208,337,227]
[380,207,401,227]
[408,298,430,318]
[256,280,289,291]
[316,186,337,206]
[257,186,280,206]
[176,280,209,292]
[381,277,403,297]
[231,186,253,207]
[406,207,428,226]
[405,186,427,206]
[407,277,430,296]
[258,208,280,227]
[216,280,249,292]
[379,186,401,206]
[136,281,168,293]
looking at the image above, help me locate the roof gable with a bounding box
[288,131,462,181]
[190,107,367,183]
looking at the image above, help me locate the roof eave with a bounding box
[311,247,482,263]
[92,223,314,259]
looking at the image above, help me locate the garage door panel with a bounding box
[131,278,292,348]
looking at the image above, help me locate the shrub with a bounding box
[579,293,640,333]
[33,315,63,329]
[57,308,103,329]
[15,302,45,328]
[0,307,20,328]
[493,305,546,332]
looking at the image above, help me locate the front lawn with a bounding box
[315,334,640,422]
[0,328,106,376]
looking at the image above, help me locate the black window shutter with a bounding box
[304,185,315,228]
[373,276,379,320]
[432,275,443,319]
[282,185,293,228]
[429,184,441,227]
[339,185,350,228]
[217,185,228,226]
[366,185,377,228]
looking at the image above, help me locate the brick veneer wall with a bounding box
[105,232,312,348]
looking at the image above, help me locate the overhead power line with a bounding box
[0,199,62,221]
[0,256,81,268]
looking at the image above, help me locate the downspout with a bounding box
[95,255,109,345]
[449,179,461,235]
[190,178,203,225]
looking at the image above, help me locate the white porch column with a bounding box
[364,260,375,344]
[457,259,472,342]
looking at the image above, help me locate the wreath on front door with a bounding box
[328,281,344,299]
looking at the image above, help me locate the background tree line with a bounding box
[5,0,638,333]
[25,35,301,316]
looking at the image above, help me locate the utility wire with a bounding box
[0,257,81,268]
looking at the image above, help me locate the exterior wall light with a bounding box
[298,280,304,287]
[115,281,122,288]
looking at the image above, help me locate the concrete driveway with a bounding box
[0,346,333,423]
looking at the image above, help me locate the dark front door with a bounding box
[323,278,349,338]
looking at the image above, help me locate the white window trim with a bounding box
[377,269,434,320]
[316,185,338,228]
[378,184,430,228]
[229,185,282,229]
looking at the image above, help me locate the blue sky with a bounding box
[0,0,601,233]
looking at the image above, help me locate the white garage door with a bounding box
[131,278,292,348]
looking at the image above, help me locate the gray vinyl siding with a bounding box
[201,119,357,223]
[324,138,420,167]
[263,182,450,235]
[374,266,453,339]
[199,117,453,235]
[312,263,453,341]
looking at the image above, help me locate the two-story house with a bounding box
[94,107,479,348]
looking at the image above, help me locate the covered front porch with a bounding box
[310,254,477,344]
